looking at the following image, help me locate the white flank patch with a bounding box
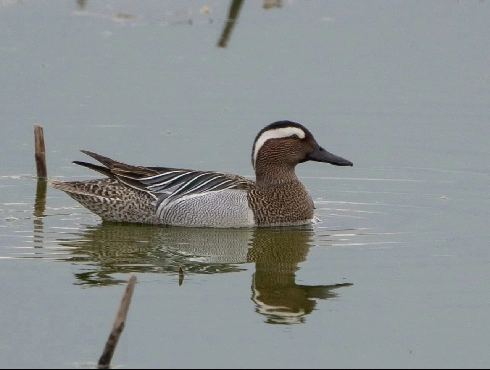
[253,127,306,167]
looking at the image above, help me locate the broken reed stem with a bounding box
[217,0,244,48]
[98,275,137,369]
[34,124,47,178]
[178,266,184,286]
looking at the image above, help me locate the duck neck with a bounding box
[254,162,299,187]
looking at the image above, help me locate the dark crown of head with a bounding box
[254,120,310,143]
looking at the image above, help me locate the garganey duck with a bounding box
[51,121,353,227]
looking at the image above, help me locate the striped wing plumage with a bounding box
[73,150,253,210]
[116,167,253,209]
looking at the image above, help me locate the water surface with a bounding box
[1,0,489,368]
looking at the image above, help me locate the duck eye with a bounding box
[291,134,299,139]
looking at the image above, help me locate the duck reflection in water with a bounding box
[248,228,352,324]
[57,223,352,324]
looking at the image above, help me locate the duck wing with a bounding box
[74,150,254,207]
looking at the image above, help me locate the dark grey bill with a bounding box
[307,144,353,166]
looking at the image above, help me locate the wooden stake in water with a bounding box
[34,124,47,178]
[98,275,137,369]
[217,0,244,48]
[178,266,185,286]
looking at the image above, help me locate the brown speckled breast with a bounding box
[247,180,314,226]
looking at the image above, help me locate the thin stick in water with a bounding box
[178,266,184,286]
[98,274,137,369]
[34,124,47,178]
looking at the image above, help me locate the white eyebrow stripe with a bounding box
[253,127,306,167]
